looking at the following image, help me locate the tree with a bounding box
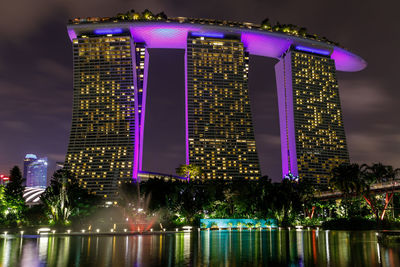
[0,185,7,223]
[156,12,167,20]
[330,163,400,222]
[176,164,202,180]
[261,18,271,30]
[4,166,26,225]
[330,163,366,195]
[362,163,399,221]
[41,170,72,226]
[329,163,366,217]
[41,169,100,226]
[298,27,308,37]
[142,9,154,20]
[6,166,25,196]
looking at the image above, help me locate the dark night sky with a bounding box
[0,0,399,181]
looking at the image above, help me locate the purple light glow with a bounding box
[67,29,77,40]
[331,47,367,72]
[69,23,366,72]
[130,24,201,49]
[132,41,140,181]
[184,48,190,168]
[241,32,291,59]
[138,49,150,174]
[191,32,224,38]
[295,46,331,56]
[94,28,123,35]
[275,53,298,179]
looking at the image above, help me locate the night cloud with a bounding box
[340,80,391,113]
[348,132,400,167]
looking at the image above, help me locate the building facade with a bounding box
[65,18,366,192]
[186,33,261,180]
[65,30,149,198]
[26,156,48,188]
[275,47,349,187]
[23,154,37,182]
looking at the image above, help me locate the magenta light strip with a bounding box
[191,32,224,38]
[132,41,140,181]
[184,47,190,168]
[138,48,150,174]
[94,28,123,35]
[295,45,331,56]
[275,52,298,179]
[67,29,77,41]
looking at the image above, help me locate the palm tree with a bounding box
[329,163,367,217]
[330,163,366,196]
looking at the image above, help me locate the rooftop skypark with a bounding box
[69,9,341,48]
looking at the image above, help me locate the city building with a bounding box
[186,33,260,180]
[64,30,149,198]
[26,156,48,188]
[275,47,349,187]
[65,14,366,195]
[23,154,37,183]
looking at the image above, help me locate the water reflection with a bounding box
[0,230,399,266]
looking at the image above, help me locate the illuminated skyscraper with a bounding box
[185,33,261,180]
[23,154,37,182]
[65,30,149,198]
[26,157,48,188]
[66,15,367,190]
[275,47,349,187]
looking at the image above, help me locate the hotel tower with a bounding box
[186,33,261,180]
[275,48,349,187]
[65,30,149,198]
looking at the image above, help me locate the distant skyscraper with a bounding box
[23,154,37,182]
[185,33,261,180]
[275,48,349,187]
[26,156,48,187]
[65,31,149,198]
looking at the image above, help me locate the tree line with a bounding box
[0,162,398,230]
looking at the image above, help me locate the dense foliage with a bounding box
[0,166,27,226]
[40,169,101,226]
[119,176,317,227]
[329,163,399,223]
[0,162,399,231]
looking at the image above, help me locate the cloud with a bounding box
[339,79,391,113]
[36,59,71,81]
[0,120,30,132]
[347,132,400,168]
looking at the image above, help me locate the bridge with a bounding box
[315,180,400,200]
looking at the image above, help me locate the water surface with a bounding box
[0,230,399,266]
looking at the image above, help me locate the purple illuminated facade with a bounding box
[276,48,350,187]
[65,17,366,192]
[132,42,149,181]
